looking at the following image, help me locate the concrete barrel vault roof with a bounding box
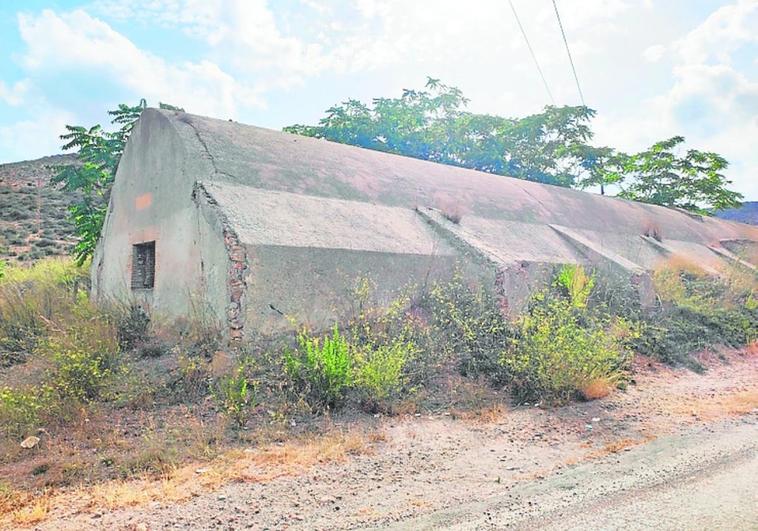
[142,108,758,266]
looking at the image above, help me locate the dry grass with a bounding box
[11,498,49,525]
[651,255,711,306]
[438,202,463,224]
[655,254,708,277]
[602,438,642,454]
[674,390,758,421]
[1,427,377,527]
[453,403,507,423]
[580,378,613,401]
[578,436,656,462]
[238,430,370,481]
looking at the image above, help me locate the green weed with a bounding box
[354,340,415,408]
[213,360,258,428]
[284,325,353,410]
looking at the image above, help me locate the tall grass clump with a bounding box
[636,257,757,368]
[0,259,88,366]
[0,259,122,441]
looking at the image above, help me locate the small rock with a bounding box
[195,468,209,475]
[218,494,227,501]
[591,417,600,422]
[20,436,39,449]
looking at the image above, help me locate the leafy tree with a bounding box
[617,136,742,214]
[285,78,596,187]
[54,101,183,264]
[571,145,626,195]
[285,79,741,212]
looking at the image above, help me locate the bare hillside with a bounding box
[717,201,758,226]
[0,154,79,263]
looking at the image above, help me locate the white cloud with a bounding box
[0,79,31,106]
[642,44,666,63]
[0,107,76,163]
[596,0,758,199]
[673,0,757,65]
[17,9,264,117]
[92,0,344,89]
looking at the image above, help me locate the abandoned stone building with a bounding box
[92,108,758,340]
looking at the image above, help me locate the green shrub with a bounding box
[555,264,595,308]
[50,348,113,402]
[354,340,415,407]
[284,325,353,410]
[115,304,151,351]
[0,386,52,439]
[502,293,636,404]
[42,313,120,402]
[423,274,511,382]
[213,361,258,428]
[637,264,758,367]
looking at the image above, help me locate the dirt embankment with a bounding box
[7,348,754,530]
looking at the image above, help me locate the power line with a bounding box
[508,0,555,105]
[551,0,586,106]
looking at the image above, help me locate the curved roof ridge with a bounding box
[148,108,757,244]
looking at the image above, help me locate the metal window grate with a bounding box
[131,241,155,289]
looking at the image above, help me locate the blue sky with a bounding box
[1,0,756,198]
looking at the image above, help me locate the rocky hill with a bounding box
[0,154,79,263]
[716,201,758,226]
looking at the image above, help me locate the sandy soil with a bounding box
[16,350,758,530]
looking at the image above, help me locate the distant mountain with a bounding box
[716,201,758,226]
[0,154,79,263]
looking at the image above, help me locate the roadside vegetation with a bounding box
[2,255,756,524]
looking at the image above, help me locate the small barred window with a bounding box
[131,241,155,289]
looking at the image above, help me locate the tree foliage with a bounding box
[285,77,595,187]
[616,136,742,214]
[54,101,183,264]
[285,78,741,213]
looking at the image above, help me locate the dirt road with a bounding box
[388,418,757,530]
[29,352,758,530]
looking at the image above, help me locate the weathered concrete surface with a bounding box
[92,108,758,336]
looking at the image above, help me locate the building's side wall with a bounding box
[91,111,227,326]
[242,245,463,335]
